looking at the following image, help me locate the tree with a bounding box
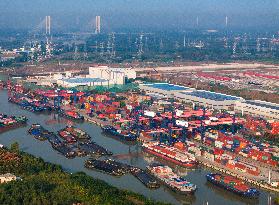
[10,142,19,153]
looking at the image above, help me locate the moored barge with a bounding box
[206,173,260,197]
[102,125,137,141]
[130,167,160,189]
[147,164,197,194]
[142,142,197,168]
[63,126,91,141]
[0,114,27,133]
[85,159,129,176]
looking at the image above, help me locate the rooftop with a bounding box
[245,100,279,111]
[62,78,108,84]
[183,90,240,101]
[146,83,190,91]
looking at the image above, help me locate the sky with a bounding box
[0,0,278,31]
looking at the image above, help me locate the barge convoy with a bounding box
[147,164,197,194]
[206,173,260,197]
[28,124,112,159]
[85,159,160,189]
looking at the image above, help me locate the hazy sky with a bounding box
[0,0,278,31]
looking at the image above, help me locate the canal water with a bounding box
[0,90,276,205]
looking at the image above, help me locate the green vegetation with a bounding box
[0,145,167,205]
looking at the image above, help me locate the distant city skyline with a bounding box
[0,0,278,31]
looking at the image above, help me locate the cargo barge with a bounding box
[130,167,160,189]
[102,125,137,141]
[85,159,129,176]
[52,144,76,159]
[28,124,54,141]
[206,173,260,197]
[63,126,91,141]
[147,164,197,194]
[0,114,27,133]
[142,142,197,168]
[58,129,77,144]
[78,142,112,156]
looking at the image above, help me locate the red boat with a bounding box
[142,142,197,168]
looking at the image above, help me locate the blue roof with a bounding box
[245,100,279,111]
[147,83,189,91]
[185,91,239,101]
[63,78,108,84]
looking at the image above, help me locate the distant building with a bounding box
[89,66,136,81]
[95,16,101,34]
[56,66,135,88]
[0,173,17,183]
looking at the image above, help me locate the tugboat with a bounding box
[59,110,84,121]
[147,164,197,194]
[206,173,260,197]
[102,125,137,141]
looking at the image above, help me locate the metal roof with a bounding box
[63,78,108,84]
[245,100,279,111]
[146,83,189,91]
[185,90,239,101]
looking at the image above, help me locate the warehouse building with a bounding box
[175,90,242,110]
[139,83,242,110]
[139,83,194,96]
[235,100,279,120]
[140,83,279,119]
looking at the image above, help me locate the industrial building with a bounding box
[57,66,136,88]
[235,100,279,120]
[139,83,279,119]
[139,83,241,110]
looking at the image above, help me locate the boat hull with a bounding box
[143,147,196,168]
[206,174,260,198]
